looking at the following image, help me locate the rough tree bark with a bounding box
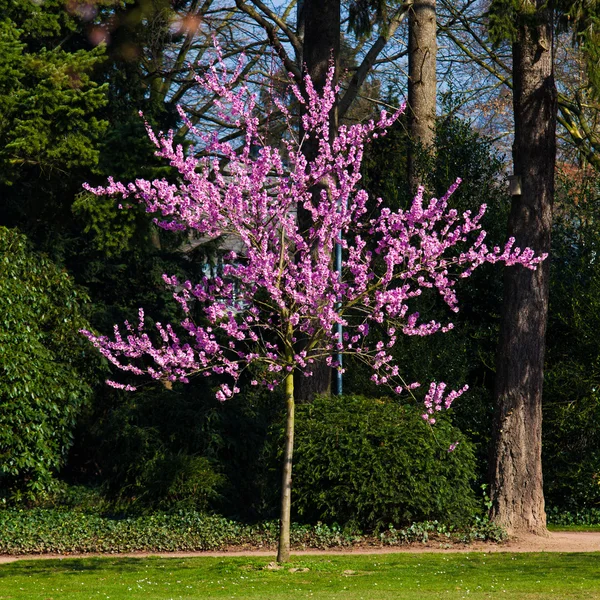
[490,2,556,535]
[294,0,340,403]
[407,0,437,194]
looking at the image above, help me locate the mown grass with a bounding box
[1,552,600,599]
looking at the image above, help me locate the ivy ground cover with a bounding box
[1,553,599,599]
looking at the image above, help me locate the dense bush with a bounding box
[290,395,479,529]
[543,168,600,511]
[0,227,98,503]
[69,384,226,512]
[66,376,283,518]
[69,387,483,532]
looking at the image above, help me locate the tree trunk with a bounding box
[295,0,340,402]
[277,372,295,562]
[407,0,437,194]
[490,4,556,536]
[301,0,340,92]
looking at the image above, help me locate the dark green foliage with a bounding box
[290,395,479,529]
[0,227,97,503]
[347,0,388,37]
[0,0,81,45]
[0,0,108,262]
[562,2,600,96]
[0,509,359,554]
[67,374,284,519]
[379,518,507,544]
[0,39,107,184]
[543,169,600,511]
[547,506,600,526]
[70,383,226,513]
[0,3,108,177]
[348,112,510,486]
[0,0,172,261]
[68,383,482,531]
[0,508,505,554]
[487,0,541,45]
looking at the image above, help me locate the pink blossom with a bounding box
[81,53,544,420]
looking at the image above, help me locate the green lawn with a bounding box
[1,553,600,599]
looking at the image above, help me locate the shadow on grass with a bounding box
[0,556,207,578]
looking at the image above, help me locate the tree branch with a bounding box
[338,1,412,119]
[234,0,302,82]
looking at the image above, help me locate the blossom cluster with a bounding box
[82,50,544,419]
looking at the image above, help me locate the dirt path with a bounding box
[1,531,599,564]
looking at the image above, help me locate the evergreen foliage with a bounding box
[0,0,107,256]
[348,111,510,483]
[0,227,97,503]
[543,168,600,510]
[291,395,478,529]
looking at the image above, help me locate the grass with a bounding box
[1,552,600,599]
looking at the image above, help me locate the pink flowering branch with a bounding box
[82,51,544,413]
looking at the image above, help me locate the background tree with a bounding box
[294,0,341,402]
[487,0,557,535]
[407,0,437,193]
[0,0,107,255]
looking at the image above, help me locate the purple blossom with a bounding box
[81,52,545,420]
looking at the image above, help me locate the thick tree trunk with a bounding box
[302,0,340,89]
[407,0,437,194]
[490,5,556,536]
[277,372,295,563]
[295,0,340,402]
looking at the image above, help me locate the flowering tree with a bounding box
[82,54,544,562]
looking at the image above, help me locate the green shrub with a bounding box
[290,395,479,530]
[0,509,355,554]
[0,227,98,503]
[379,518,507,545]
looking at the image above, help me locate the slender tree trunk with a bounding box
[490,4,556,535]
[277,372,295,562]
[407,0,437,194]
[295,0,340,402]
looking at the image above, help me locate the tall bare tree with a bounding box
[489,0,556,535]
[407,0,437,193]
[293,0,342,403]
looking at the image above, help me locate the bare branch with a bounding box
[338,2,412,119]
[234,0,302,82]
